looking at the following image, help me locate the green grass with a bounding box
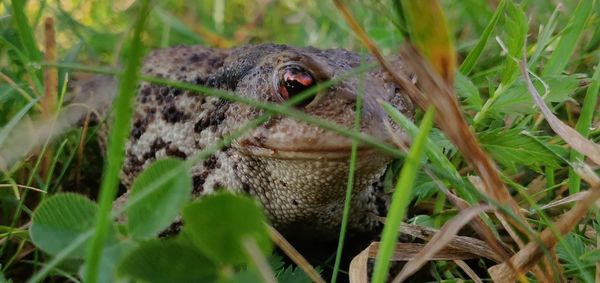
[1,0,600,282]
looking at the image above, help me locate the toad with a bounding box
[97,44,414,239]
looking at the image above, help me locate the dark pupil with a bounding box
[280,67,314,100]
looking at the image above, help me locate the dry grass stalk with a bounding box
[41,17,58,177]
[333,0,534,261]
[487,59,600,282]
[350,241,490,283]
[266,226,326,283]
[454,259,483,283]
[396,221,504,262]
[367,242,482,260]
[429,173,513,261]
[519,60,600,165]
[392,205,494,282]
[400,46,534,240]
[488,186,600,282]
[242,238,277,283]
[349,243,371,283]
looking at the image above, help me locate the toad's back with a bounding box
[118,44,413,239]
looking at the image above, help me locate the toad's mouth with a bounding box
[235,141,384,160]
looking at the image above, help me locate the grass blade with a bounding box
[331,55,366,283]
[10,0,42,62]
[568,62,600,193]
[84,1,150,282]
[371,107,435,283]
[459,0,506,75]
[542,0,595,76]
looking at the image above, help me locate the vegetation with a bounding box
[0,0,599,282]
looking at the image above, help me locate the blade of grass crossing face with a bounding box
[372,107,435,283]
[84,1,151,282]
[331,55,366,283]
[542,0,595,77]
[48,62,406,159]
[459,0,506,75]
[568,63,600,194]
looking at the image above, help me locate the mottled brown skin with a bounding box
[120,44,413,239]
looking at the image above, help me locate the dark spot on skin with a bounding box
[208,100,229,126]
[162,105,186,123]
[213,182,224,191]
[141,85,152,96]
[160,87,170,97]
[166,146,187,159]
[194,117,210,133]
[193,175,205,188]
[131,116,151,140]
[142,138,167,160]
[208,56,224,68]
[173,88,183,96]
[192,171,210,196]
[158,220,183,238]
[131,128,143,140]
[292,199,298,206]
[203,155,218,169]
[124,151,144,176]
[195,76,205,85]
[189,53,206,63]
[180,66,187,71]
[242,183,253,194]
[194,100,229,132]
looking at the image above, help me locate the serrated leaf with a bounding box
[500,1,527,86]
[30,193,99,258]
[276,265,314,283]
[580,249,600,262]
[182,193,272,266]
[117,239,217,283]
[127,158,192,240]
[455,72,482,110]
[479,128,562,172]
[490,75,580,115]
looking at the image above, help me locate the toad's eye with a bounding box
[278,66,315,103]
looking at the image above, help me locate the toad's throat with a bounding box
[232,148,392,236]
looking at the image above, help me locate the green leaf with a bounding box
[489,75,580,115]
[500,0,527,86]
[182,193,272,266]
[542,0,595,76]
[80,241,136,283]
[127,158,192,240]
[30,193,99,258]
[0,267,11,283]
[117,239,217,283]
[455,72,482,110]
[581,249,600,262]
[276,265,314,283]
[459,0,506,75]
[479,128,562,171]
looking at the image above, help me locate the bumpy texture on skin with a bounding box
[119,44,414,239]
